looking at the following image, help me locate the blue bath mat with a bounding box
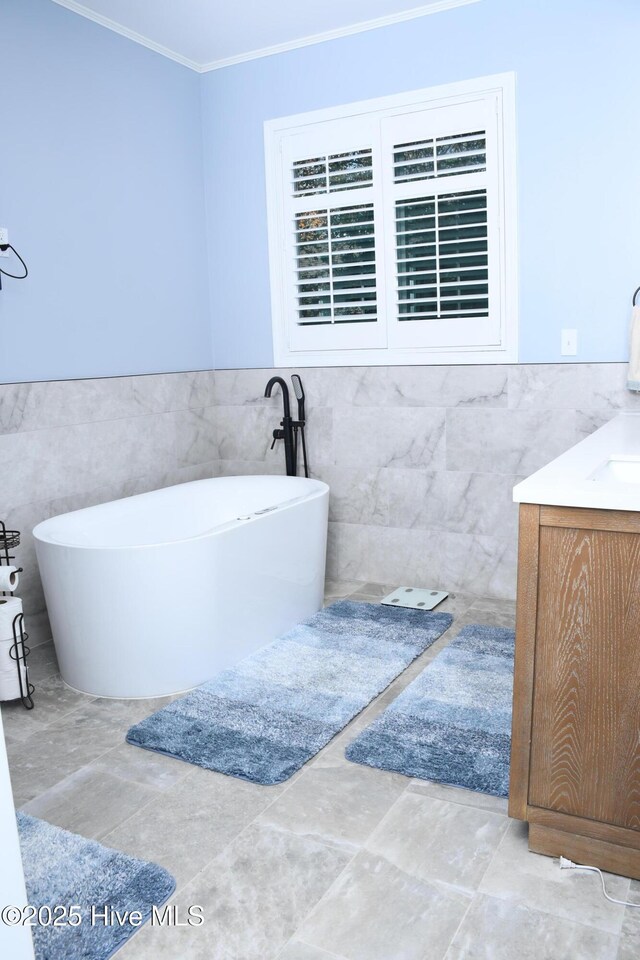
[346,624,514,797]
[126,601,453,785]
[17,812,175,960]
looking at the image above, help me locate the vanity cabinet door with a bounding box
[528,522,640,830]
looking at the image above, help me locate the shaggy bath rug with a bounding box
[17,812,175,960]
[346,623,514,797]
[126,601,453,785]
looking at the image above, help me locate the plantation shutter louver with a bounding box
[282,118,387,354]
[395,189,489,321]
[381,98,502,351]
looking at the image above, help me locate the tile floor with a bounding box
[2,583,639,960]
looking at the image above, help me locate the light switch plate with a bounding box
[381,586,449,611]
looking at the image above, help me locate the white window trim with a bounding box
[265,73,518,367]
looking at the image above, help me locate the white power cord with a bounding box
[559,856,640,908]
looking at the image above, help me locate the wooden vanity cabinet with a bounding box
[509,503,640,879]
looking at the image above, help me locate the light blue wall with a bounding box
[201,0,640,368]
[4,0,639,379]
[0,0,211,383]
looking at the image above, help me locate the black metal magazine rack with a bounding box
[0,521,34,709]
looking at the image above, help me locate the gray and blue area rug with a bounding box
[127,601,452,785]
[18,812,175,960]
[346,623,514,797]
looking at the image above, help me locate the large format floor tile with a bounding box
[117,823,351,960]
[89,740,193,791]
[617,882,640,960]
[297,850,471,960]
[366,792,509,893]
[259,762,406,850]
[445,894,620,960]
[6,706,124,802]
[21,766,157,840]
[479,820,630,935]
[102,766,285,888]
[1,673,94,741]
[5,578,637,960]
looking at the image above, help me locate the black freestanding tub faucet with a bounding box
[264,376,296,476]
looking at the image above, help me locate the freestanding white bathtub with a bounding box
[33,476,329,698]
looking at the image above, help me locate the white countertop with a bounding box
[513,412,640,511]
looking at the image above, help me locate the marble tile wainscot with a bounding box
[2,362,638,628]
[214,362,640,601]
[0,371,219,618]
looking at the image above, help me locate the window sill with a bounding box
[274,343,518,367]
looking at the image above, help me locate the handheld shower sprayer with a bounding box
[291,374,305,423]
[290,374,309,478]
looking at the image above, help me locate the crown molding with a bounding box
[199,0,480,72]
[51,0,480,74]
[50,0,202,71]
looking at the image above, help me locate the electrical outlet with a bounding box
[561,328,578,356]
[0,228,8,258]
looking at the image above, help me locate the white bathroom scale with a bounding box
[381,586,449,611]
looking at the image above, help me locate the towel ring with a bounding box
[634,286,640,306]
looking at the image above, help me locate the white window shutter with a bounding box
[381,96,503,351]
[280,118,387,355]
[265,75,517,366]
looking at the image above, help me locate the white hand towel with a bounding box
[628,305,640,391]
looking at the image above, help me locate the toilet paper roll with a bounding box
[0,566,19,592]
[0,636,28,702]
[0,596,23,642]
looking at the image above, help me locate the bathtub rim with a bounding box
[60,675,197,700]
[33,475,329,551]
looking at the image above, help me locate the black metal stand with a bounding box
[0,521,34,710]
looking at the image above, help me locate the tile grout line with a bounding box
[426,745,513,960]
[277,779,419,956]
[472,821,632,940]
[469,807,513,894]
[406,783,508,817]
[1,371,216,437]
[106,738,341,902]
[7,450,220,514]
[443,888,627,953]
[77,760,193,848]
[11,695,196,811]
[439,895,475,960]
[5,695,98,755]
[281,935,350,960]
[24,766,169,839]
[279,761,512,958]
[1,402,219,441]
[315,667,512,960]
[272,842,362,957]
[5,407,221,516]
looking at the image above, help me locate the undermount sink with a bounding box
[590,456,640,484]
[514,414,640,510]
